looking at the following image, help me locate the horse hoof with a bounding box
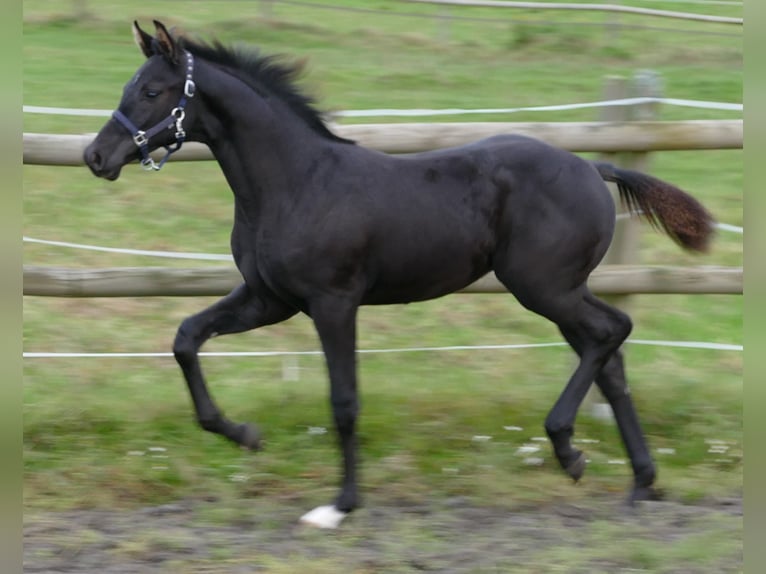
[628,485,664,506]
[565,451,587,483]
[299,505,349,529]
[237,423,262,451]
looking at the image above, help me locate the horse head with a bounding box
[84,20,197,180]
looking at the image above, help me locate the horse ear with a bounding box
[132,21,154,59]
[153,20,179,63]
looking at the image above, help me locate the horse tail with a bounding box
[592,162,714,253]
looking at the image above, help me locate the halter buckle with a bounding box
[133,131,148,147]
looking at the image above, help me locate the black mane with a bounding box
[179,37,353,144]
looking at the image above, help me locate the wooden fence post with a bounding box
[585,72,661,420]
[606,70,662,277]
[601,76,643,294]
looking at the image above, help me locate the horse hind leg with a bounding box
[582,297,661,502]
[558,296,661,504]
[497,271,637,490]
[542,291,633,477]
[548,297,661,504]
[173,282,297,449]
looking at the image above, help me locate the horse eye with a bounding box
[144,89,161,99]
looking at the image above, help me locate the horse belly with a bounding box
[360,174,499,305]
[362,237,492,305]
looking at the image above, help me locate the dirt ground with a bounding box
[24,492,742,573]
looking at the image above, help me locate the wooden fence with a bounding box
[23,265,743,298]
[24,120,743,166]
[22,117,743,298]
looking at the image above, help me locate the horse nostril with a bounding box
[84,147,103,171]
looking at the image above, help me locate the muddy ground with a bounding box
[24,492,742,573]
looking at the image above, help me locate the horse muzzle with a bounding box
[83,141,125,181]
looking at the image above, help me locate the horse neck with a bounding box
[191,59,328,207]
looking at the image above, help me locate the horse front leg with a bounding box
[300,295,360,528]
[173,282,297,449]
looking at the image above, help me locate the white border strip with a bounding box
[335,98,743,117]
[628,1,740,5]
[715,222,743,234]
[24,105,113,117]
[23,97,742,120]
[22,339,741,359]
[613,213,742,234]
[22,236,234,261]
[630,1,740,5]
[627,339,741,351]
[407,0,742,25]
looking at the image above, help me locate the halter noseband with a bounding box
[112,50,196,171]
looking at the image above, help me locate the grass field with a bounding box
[23,1,742,570]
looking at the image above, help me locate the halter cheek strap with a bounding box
[112,50,196,171]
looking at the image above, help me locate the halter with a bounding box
[113,50,196,171]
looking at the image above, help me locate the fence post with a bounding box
[609,70,662,267]
[583,77,627,419]
[632,69,663,122]
[584,74,660,419]
[601,76,643,292]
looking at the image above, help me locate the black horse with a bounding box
[85,21,713,526]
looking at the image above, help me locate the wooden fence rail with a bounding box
[23,120,743,165]
[23,265,743,298]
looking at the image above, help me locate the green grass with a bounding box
[23,0,741,520]
[23,1,742,131]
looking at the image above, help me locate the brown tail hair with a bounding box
[592,162,714,252]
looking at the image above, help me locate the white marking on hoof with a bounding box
[299,505,348,529]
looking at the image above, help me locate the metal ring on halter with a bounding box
[141,157,160,171]
[184,79,196,98]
